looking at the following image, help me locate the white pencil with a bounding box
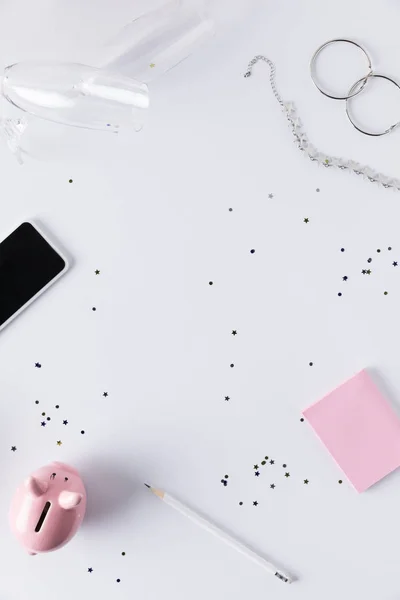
[145,484,293,584]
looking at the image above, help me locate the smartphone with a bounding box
[0,222,69,332]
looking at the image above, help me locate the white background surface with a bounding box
[2,1,400,599]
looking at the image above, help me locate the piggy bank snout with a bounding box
[10,463,86,554]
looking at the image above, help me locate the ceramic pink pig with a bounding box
[10,462,86,554]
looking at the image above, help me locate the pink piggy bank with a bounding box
[10,462,86,554]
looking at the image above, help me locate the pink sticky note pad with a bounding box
[303,370,400,492]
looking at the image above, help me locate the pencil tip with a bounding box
[144,483,151,488]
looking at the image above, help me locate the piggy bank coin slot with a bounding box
[35,501,51,532]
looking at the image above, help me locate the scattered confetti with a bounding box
[63,420,68,425]
[253,501,258,506]
[150,63,156,68]
[250,249,255,254]
[209,281,213,286]
[229,208,233,212]
[95,270,100,275]
[239,501,243,506]
[121,552,126,556]
[269,460,275,465]
[264,456,269,460]
[35,400,39,404]
[268,193,274,199]
[282,464,287,468]
[338,480,343,484]
[253,465,259,470]
[55,405,59,409]
[35,363,42,368]
[65,477,69,481]
[393,262,398,267]
[261,460,266,466]
[81,430,85,435]
[285,472,290,478]
[68,179,73,184]
[388,247,392,251]
[303,218,309,223]
[316,188,320,192]
[270,484,276,489]
[309,362,313,366]
[231,330,237,336]
[224,396,230,401]
[342,276,348,281]
[116,579,121,583]
[221,474,229,487]
[57,440,62,446]
[41,421,46,427]
[255,471,260,477]
[304,479,309,485]
[338,292,342,297]
[88,568,93,573]
[341,248,345,253]
[366,269,371,275]
[47,417,51,421]
[367,258,372,263]
[11,446,17,452]
[230,363,234,368]
[377,249,381,253]
[384,291,388,295]
[103,392,108,397]
[92,307,97,312]
[300,417,304,422]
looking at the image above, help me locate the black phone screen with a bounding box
[0,222,66,327]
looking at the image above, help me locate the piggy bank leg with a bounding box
[28,552,37,556]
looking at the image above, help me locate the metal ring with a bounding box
[346,73,400,136]
[310,38,373,100]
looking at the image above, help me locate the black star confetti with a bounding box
[63,420,68,425]
[393,262,398,267]
[56,440,62,446]
[268,193,274,199]
[41,421,46,427]
[231,330,237,336]
[342,276,348,281]
[269,460,275,465]
[285,472,290,478]
[270,484,276,489]
[254,465,259,470]
[88,568,93,573]
[35,363,42,368]
[303,218,309,224]
[11,446,17,452]
[362,270,367,275]
[103,392,108,397]
[95,270,100,275]
[304,479,309,485]
[255,471,260,477]
[224,396,230,401]
[253,501,258,506]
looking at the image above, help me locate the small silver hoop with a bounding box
[346,73,400,136]
[310,38,373,101]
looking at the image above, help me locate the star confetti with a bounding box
[35,363,42,368]
[270,484,276,489]
[268,193,274,199]
[224,396,230,401]
[56,440,62,446]
[88,568,93,573]
[41,421,46,427]
[253,501,258,506]
[231,330,237,336]
[303,218,309,223]
[255,471,260,477]
[103,392,108,397]
[304,479,309,485]
[11,446,17,452]
[393,262,398,267]
[95,269,100,275]
[285,472,290,478]
[63,420,68,425]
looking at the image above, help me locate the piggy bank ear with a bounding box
[59,491,83,510]
[25,476,48,497]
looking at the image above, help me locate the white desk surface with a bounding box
[2,1,400,599]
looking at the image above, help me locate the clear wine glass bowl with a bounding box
[1,62,149,132]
